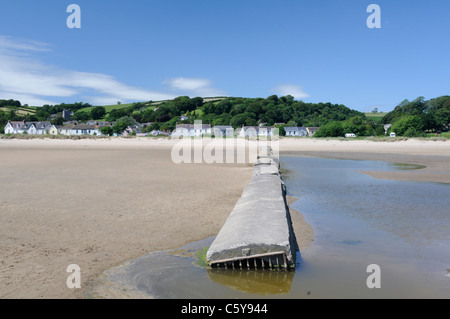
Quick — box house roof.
[8,121,30,129]
[71,124,99,130]
[35,122,52,129]
[241,126,274,131]
[176,124,211,129]
[7,121,52,130]
[285,127,307,131]
[60,125,75,130]
[213,125,234,132]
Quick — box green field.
[79,103,135,113]
[365,112,387,122]
[0,106,37,116]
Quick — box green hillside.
[364,112,387,123]
[79,103,134,113]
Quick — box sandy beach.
[1,137,449,299]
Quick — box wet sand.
[279,138,450,184]
[1,137,449,299]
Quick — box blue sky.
[0,0,449,112]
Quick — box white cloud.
[0,35,52,54]
[271,84,310,100]
[0,36,215,106]
[164,77,226,97]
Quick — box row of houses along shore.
[172,124,319,137]
[4,120,319,138]
[3,120,169,137]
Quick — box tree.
[435,107,450,131]
[51,116,65,126]
[230,113,248,128]
[265,110,277,125]
[267,95,279,103]
[91,106,106,120]
[100,126,114,136]
[73,111,90,121]
[112,116,137,135]
[342,116,373,136]
[314,121,345,137]
[390,115,424,137]
[173,96,196,113]
[35,109,51,121]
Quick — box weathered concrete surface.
[256,156,280,168]
[253,163,280,176]
[206,153,298,268]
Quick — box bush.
[404,127,426,138]
[315,121,345,137]
[390,115,424,136]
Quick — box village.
[3,110,320,138]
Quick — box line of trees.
[382,96,450,137]
[0,99,22,108]
[314,116,385,137]
[119,95,366,133]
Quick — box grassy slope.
[78,103,135,113]
[365,112,387,123]
[1,106,37,116]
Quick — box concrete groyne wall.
[206,147,298,269]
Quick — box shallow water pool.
[90,156,450,299]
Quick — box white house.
[285,127,308,137]
[26,123,37,135]
[213,125,234,137]
[70,124,102,136]
[306,127,319,137]
[172,124,212,137]
[238,126,277,138]
[35,122,52,135]
[258,126,276,138]
[4,121,30,134]
[238,126,259,138]
[4,121,50,135]
[4,122,17,134]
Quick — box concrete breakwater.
[206,147,299,270]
